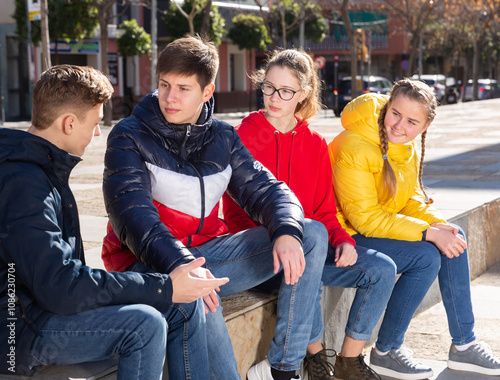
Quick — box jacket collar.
[0,128,81,184]
[133,91,214,154]
[241,110,310,136]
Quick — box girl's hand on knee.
[426,227,467,258]
[335,243,357,267]
[431,222,459,235]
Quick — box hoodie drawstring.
[288,131,296,188]
[274,131,281,179]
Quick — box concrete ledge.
[0,357,118,379]
[223,197,500,378]
[5,199,498,380]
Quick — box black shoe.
[305,348,336,380]
[334,354,381,380]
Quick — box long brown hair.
[250,49,323,122]
[377,78,437,204]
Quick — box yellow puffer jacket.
[328,93,446,241]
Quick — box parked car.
[411,74,447,102]
[333,75,393,116]
[462,79,500,101]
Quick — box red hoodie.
[223,110,355,248]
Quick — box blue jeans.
[353,224,475,351]
[29,304,167,380]
[194,219,328,376]
[314,244,397,342]
[129,260,212,379]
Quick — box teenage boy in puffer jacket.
[102,36,328,380]
[0,65,228,379]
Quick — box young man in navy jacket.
[102,36,328,380]
[0,65,227,379]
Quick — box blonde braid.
[419,131,433,204]
[378,103,398,201]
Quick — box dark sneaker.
[305,348,336,380]
[369,347,434,380]
[334,354,381,380]
[448,342,500,375]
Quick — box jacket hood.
[0,128,80,180]
[240,110,310,135]
[340,93,415,163]
[340,93,388,145]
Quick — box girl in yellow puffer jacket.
[329,78,500,379]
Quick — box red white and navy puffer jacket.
[102,92,304,274]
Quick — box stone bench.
[3,198,499,380]
[0,357,118,379]
[224,197,500,378]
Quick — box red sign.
[314,56,326,70]
[334,54,339,63]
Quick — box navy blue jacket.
[0,128,174,375]
[102,92,305,275]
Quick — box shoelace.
[393,347,421,368]
[476,342,500,364]
[354,355,381,379]
[307,349,337,378]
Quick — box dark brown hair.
[250,49,323,122]
[32,64,113,130]
[156,35,219,89]
[377,78,437,204]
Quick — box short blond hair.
[32,64,113,130]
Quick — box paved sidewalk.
[3,98,500,380]
[373,261,500,380]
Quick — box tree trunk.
[188,17,195,36]
[200,0,212,37]
[472,38,480,101]
[40,0,51,71]
[407,31,420,76]
[281,6,287,47]
[341,0,357,97]
[100,13,113,126]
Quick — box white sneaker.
[247,359,300,380]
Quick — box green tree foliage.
[14,0,97,45]
[117,19,151,57]
[254,0,327,48]
[287,4,328,43]
[162,0,225,45]
[228,14,270,51]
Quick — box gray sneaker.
[369,347,434,380]
[448,342,500,375]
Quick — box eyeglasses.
[260,82,300,101]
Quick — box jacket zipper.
[180,125,191,160]
[185,163,205,247]
[180,124,205,247]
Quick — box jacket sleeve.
[0,169,174,315]
[222,192,259,234]
[399,184,447,226]
[330,143,432,241]
[313,143,355,248]
[225,130,304,244]
[103,123,195,274]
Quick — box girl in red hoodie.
[222,49,396,380]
